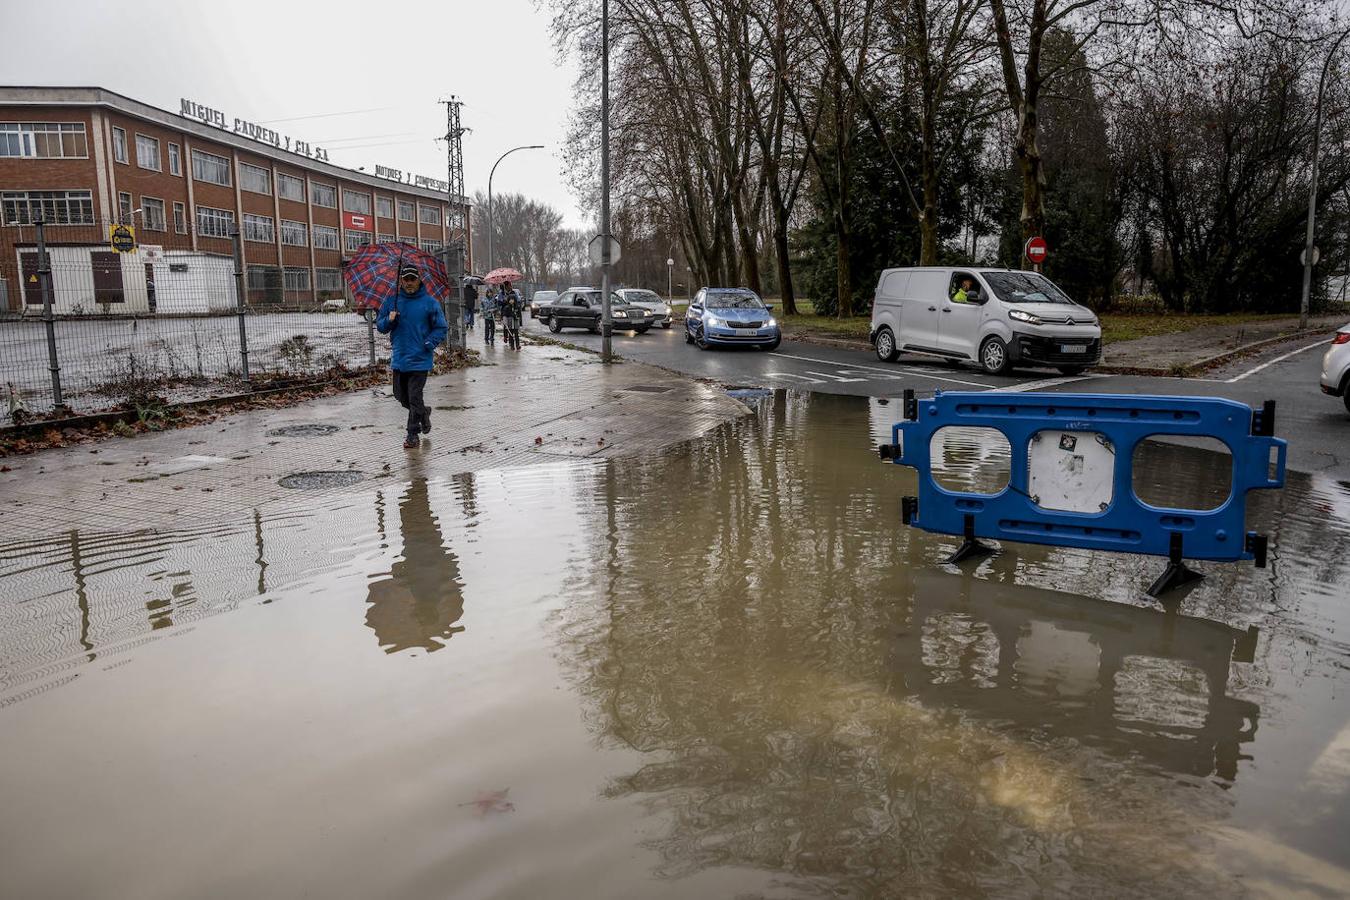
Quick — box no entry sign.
[1024,236,1048,265]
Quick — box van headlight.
[1008,309,1042,325]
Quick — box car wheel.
[1344,390,1350,416]
[685,327,694,344]
[696,330,711,350]
[1058,365,1087,376]
[874,327,898,363]
[548,317,562,334]
[980,336,1011,375]
[661,322,672,329]
[589,324,601,334]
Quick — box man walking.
[377,263,448,449]
[462,277,479,332]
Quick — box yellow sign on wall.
[109,224,137,253]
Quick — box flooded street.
[2,391,1349,898]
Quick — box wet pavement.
[2,389,1348,898]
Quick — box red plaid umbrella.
[483,267,523,285]
[342,242,454,312]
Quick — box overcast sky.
[0,0,589,227]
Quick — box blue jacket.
[376,286,448,372]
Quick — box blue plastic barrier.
[879,391,1286,596]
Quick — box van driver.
[952,276,976,304]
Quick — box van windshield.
[982,272,1073,304]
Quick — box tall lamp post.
[487,144,544,271]
[1300,28,1350,330]
[667,257,674,302]
[600,0,613,363]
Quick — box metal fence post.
[367,314,376,368]
[34,217,64,408]
[230,226,250,383]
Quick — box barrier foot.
[946,514,995,565]
[1147,533,1203,598]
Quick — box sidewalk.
[1098,314,1347,374]
[0,347,749,544]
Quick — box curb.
[783,332,871,352]
[1096,326,1333,377]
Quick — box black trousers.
[503,316,520,349]
[392,370,429,437]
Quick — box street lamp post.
[1300,28,1350,330]
[667,257,674,302]
[487,144,544,271]
[600,0,613,363]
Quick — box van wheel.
[1058,366,1087,376]
[548,318,562,333]
[979,336,1011,375]
[874,327,898,362]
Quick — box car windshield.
[624,290,661,303]
[981,271,1073,304]
[580,292,622,305]
[705,292,763,309]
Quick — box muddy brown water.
[2,392,1348,898]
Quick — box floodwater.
[2,391,1349,898]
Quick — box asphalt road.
[521,316,1349,478]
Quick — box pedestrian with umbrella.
[342,242,453,449]
[486,268,524,351]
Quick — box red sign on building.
[343,212,372,232]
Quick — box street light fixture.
[667,257,675,302]
[1300,28,1350,330]
[487,144,545,271]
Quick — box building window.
[311,182,336,208]
[284,267,311,292]
[191,149,232,186]
[377,232,395,244]
[376,196,394,218]
[119,192,132,224]
[196,205,235,238]
[0,122,89,158]
[168,142,181,176]
[244,213,275,243]
[316,268,343,293]
[112,126,128,163]
[278,173,305,202]
[342,189,371,215]
[397,199,415,221]
[141,197,166,231]
[1,189,95,225]
[313,224,339,250]
[239,162,271,195]
[135,133,160,171]
[173,201,186,234]
[420,239,443,253]
[344,230,372,252]
[419,205,441,226]
[281,219,308,246]
[247,265,282,302]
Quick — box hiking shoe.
[421,407,432,434]
[403,437,419,449]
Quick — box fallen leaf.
[459,789,515,816]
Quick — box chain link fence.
[1,218,385,419]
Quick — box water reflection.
[364,479,466,654]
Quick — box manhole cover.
[278,470,364,489]
[625,385,672,393]
[267,424,341,437]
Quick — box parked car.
[615,288,674,328]
[684,287,781,350]
[1320,323,1350,414]
[321,296,348,312]
[528,290,558,318]
[869,267,1101,375]
[537,288,653,334]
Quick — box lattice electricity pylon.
[441,97,468,260]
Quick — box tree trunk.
[920,127,940,265]
[1015,98,1047,258]
[774,217,798,315]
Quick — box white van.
[869,267,1101,375]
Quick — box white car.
[615,288,674,328]
[1319,322,1350,414]
[321,296,348,312]
[869,266,1101,375]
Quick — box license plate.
[734,328,759,336]
[1060,344,1087,354]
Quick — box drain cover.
[624,385,672,393]
[268,424,341,437]
[278,470,364,489]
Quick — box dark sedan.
[538,288,653,334]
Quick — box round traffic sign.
[1024,236,1048,264]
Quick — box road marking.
[764,372,823,384]
[769,352,992,387]
[805,370,867,383]
[989,375,1101,393]
[1224,339,1328,383]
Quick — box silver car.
[615,288,674,328]
[1319,322,1350,414]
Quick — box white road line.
[805,371,867,383]
[769,352,992,388]
[989,375,1101,393]
[1224,339,1328,383]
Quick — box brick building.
[0,86,470,313]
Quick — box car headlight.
[765,317,777,328]
[705,315,724,328]
[614,310,627,318]
[1009,309,1042,325]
